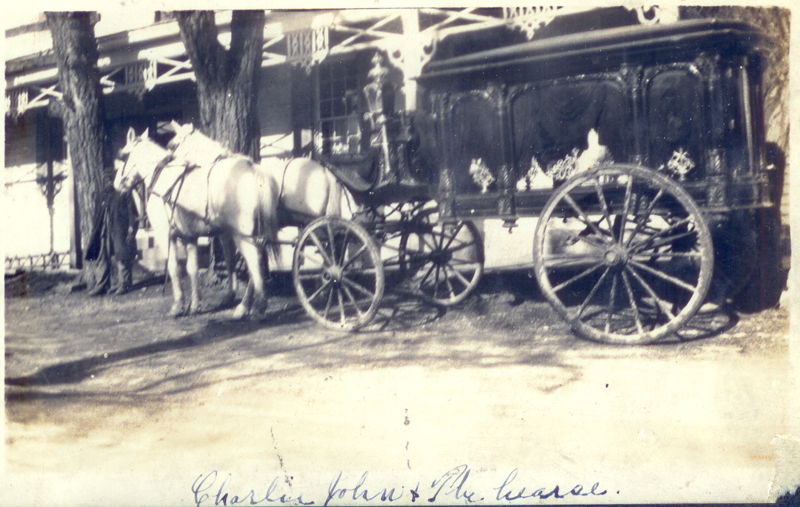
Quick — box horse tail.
[254,167,281,267]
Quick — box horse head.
[167,120,195,150]
[168,121,232,168]
[114,127,172,192]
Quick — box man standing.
[85,183,139,295]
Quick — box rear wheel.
[533,164,714,344]
[293,217,384,330]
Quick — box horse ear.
[127,127,136,144]
[142,127,150,138]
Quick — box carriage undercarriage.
[282,161,721,345]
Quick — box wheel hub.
[603,245,628,267]
[325,265,343,283]
[430,249,452,265]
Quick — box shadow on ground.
[5,270,747,409]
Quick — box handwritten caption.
[191,465,609,506]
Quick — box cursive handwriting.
[494,469,608,501]
[192,471,314,507]
[325,471,404,506]
[426,465,483,503]
[192,467,611,506]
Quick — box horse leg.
[185,239,201,315]
[233,281,254,320]
[219,234,237,308]
[233,237,266,318]
[167,235,185,317]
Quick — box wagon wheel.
[533,164,713,344]
[400,210,484,306]
[292,216,384,331]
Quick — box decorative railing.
[5,251,71,272]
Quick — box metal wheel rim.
[533,164,713,344]
[292,217,385,331]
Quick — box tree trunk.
[176,10,265,160]
[46,12,110,286]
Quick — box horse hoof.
[232,304,248,320]
[168,304,185,318]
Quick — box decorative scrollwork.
[505,5,678,40]
[503,6,563,40]
[469,158,495,193]
[287,27,330,74]
[383,31,437,81]
[658,148,696,181]
[516,156,553,191]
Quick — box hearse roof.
[421,19,765,80]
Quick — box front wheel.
[400,210,484,306]
[532,164,714,344]
[293,217,384,331]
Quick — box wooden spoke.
[543,254,603,268]
[605,274,618,334]
[629,215,694,249]
[445,263,471,288]
[631,228,698,255]
[340,282,365,317]
[335,288,346,323]
[341,243,368,271]
[307,231,335,267]
[326,221,337,261]
[297,247,326,267]
[575,267,610,319]
[561,230,608,251]
[618,175,634,244]
[625,265,676,321]
[342,277,377,300]
[306,279,332,303]
[431,265,442,300]
[336,227,351,265]
[440,222,465,252]
[552,262,605,293]
[625,188,664,248]
[592,178,615,232]
[631,251,702,261]
[628,259,697,293]
[563,193,611,241]
[322,283,335,320]
[621,269,645,334]
[440,265,458,299]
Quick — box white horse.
[114,127,278,318]
[167,121,357,315]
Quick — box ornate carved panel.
[644,67,706,179]
[444,89,505,194]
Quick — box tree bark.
[45,12,110,285]
[175,10,265,160]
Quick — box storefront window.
[317,57,365,156]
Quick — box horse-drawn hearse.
[116,17,779,344]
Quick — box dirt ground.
[2,268,795,505]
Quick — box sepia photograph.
[2,2,798,505]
